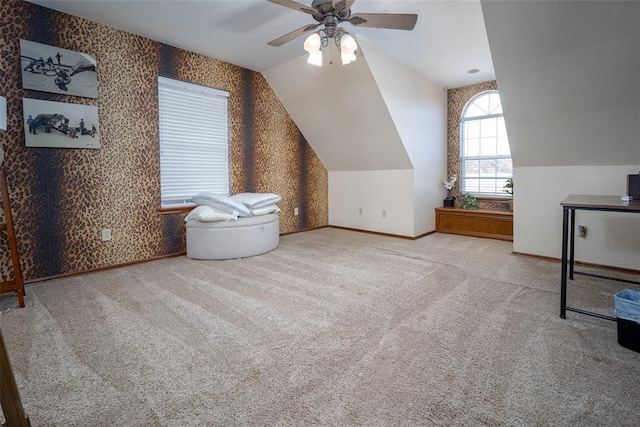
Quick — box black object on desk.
[629,174,640,199]
[560,195,640,320]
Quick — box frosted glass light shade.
[341,51,356,65]
[304,33,323,67]
[304,33,322,53]
[307,51,323,67]
[341,34,357,52]
[340,34,357,65]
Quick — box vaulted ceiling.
[28,0,640,170]
[27,0,495,89]
[482,0,640,167]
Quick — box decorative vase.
[443,198,455,207]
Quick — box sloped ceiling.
[482,0,640,168]
[263,46,413,172]
[27,0,494,89]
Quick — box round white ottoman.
[186,213,279,260]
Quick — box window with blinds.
[158,76,230,207]
[460,90,512,197]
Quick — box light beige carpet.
[1,228,639,426]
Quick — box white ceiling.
[28,0,495,89]
[482,0,640,167]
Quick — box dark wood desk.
[560,195,640,320]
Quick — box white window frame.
[158,76,230,207]
[460,90,512,198]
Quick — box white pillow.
[231,192,282,209]
[192,193,252,217]
[250,205,281,216]
[185,205,238,222]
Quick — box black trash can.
[614,289,640,352]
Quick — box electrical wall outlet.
[101,228,112,241]
[358,207,363,215]
[577,225,587,238]
[382,209,387,218]
[294,207,299,216]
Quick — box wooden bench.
[435,207,513,241]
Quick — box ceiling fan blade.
[348,13,418,31]
[267,0,323,20]
[332,0,356,13]
[267,23,321,47]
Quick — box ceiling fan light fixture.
[339,33,357,65]
[304,32,322,53]
[341,52,356,65]
[267,0,419,67]
[307,50,323,66]
[304,32,323,66]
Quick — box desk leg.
[569,209,575,280]
[560,207,569,319]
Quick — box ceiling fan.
[266,0,418,47]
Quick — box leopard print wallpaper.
[0,0,328,283]
[447,80,507,210]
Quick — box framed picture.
[20,39,98,99]
[23,98,100,149]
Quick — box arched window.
[460,91,512,197]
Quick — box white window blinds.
[158,76,230,206]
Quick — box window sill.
[159,204,195,215]
[476,196,512,202]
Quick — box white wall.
[483,1,640,270]
[329,170,415,237]
[515,165,640,269]
[264,38,447,237]
[482,1,640,168]
[262,53,412,172]
[357,40,447,235]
